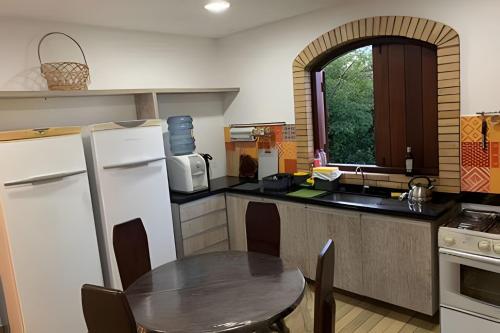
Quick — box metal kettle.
[407,176,434,203]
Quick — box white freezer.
[0,128,103,333]
[85,120,177,289]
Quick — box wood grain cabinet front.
[276,201,309,277]
[305,205,363,294]
[225,194,309,273]
[360,213,438,315]
[223,193,441,315]
[226,194,310,277]
[171,194,229,258]
[225,194,252,251]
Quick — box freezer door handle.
[4,169,87,187]
[102,156,166,170]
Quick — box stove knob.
[443,236,455,246]
[494,243,500,255]
[478,241,491,252]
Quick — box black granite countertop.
[170,176,460,220]
[169,176,245,204]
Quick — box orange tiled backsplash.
[224,117,500,194]
[224,125,297,177]
[461,115,500,194]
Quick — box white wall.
[0,17,220,90]
[0,96,137,130]
[2,0,500,174]
[217,0,500,124]
[0,17,229,177]
[158,93,232,178]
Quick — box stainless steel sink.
[333,184,392,198]
[317,193,384,205]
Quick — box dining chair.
[113,218,151,290]
[81,284,137,333]
[245,201,281,257]
[314,239,336,333]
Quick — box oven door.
[439,248,500,322]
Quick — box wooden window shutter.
[373,44,392,166]
[373,42,438,174]
[312,70,328,152]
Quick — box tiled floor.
[284,283,440,333]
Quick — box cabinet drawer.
[183,226,228,256]
[192,240,229,256]
[181,209,227,239]
[180,194,226,222]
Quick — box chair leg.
[267,319,289,333]
[275,319,290,333]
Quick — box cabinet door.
[360,214,436,315]
[306,206,363,294]
[276,202,309,277]
[225,194,251,251]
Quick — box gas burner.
[445,209,499,232]
[462,210,488,220]
[462,209,498,220]
[488,222,500,234]
[439,203,500,271]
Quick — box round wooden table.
[126,251,305,332]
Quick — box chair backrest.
[245,201,280,257]
[314,239,336,333]
[113,218,151,290]
[81,284,137,333]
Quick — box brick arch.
[292,16,461,193]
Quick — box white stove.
[438,203,500,333]
[439,206,500,258]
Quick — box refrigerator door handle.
[4,169,87,187]
[103,156,166,170]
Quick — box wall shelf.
[0,87,240,99]
[0,87,240,121]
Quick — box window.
[312,37,439,175]
[324,46,374,165]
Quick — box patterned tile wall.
[461,115,500,193]
[225,117,500,194]
[225,125,297,177]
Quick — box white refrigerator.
[84,120,177,289]
[0,127,103,333]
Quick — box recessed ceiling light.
[204,1,230,13]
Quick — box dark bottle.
[405,146,414,176]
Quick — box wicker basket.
[38,32,90,91]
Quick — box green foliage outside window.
[324,46,375,165]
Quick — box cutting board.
[287,189,326,198]
[258,148,278,180]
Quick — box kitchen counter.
[169,176,245,204]
[172,177,456,315]
[170,176,459,220]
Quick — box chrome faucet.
[355,166,369,190]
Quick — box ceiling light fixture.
[204,0,230,13]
